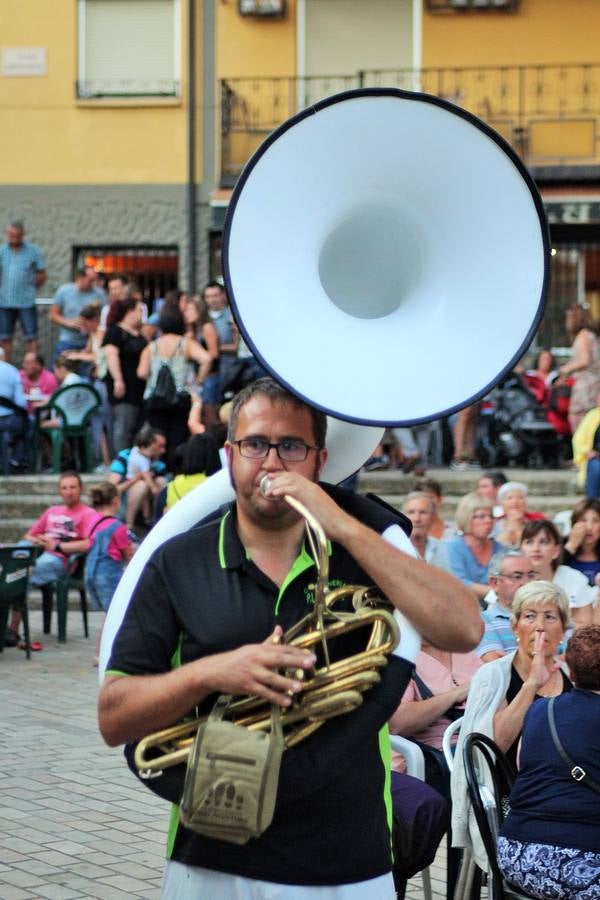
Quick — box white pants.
[161,861,396,900]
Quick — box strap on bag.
[547,697,600,794]
[179,694,285,844]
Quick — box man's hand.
[112,378,126,399]
[197,627,316,708]
[261,473,355,545]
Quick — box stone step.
[0,519,35,543]
[1,496,62,518]
[0,473,101,495]
[357,466,578,498]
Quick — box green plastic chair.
[0,544,39,659]
[41,554,89,643]
[34,382,101,473]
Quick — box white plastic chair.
[390,734,433,900]
[442,716,464,773]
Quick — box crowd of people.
[2,218,600,900]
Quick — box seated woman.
[446,493,502,602]
[495,480,544,547]
[520,519,594,628]
[498,625,600,900]
[390,640,481,900]
[562,499,600,626]
[451,581,572,873]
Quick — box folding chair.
[462,732,535,900]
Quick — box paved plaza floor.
[0,610,447,900]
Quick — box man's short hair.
[481,470,507,488]
[59,470,82,486]
[565,625,600,690]
[134,425,165,449]
[202,280,224,297]
[402,491,435,515]
[9,219,24,232]
[488,547,530,579]
[413,477,442,498]
[227,378,327,449]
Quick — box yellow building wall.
[217,0,297,78]
[0,0,194,185]
[423,0,600,68]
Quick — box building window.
[74,246,179,310]
[77,0,181,98]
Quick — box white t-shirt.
[126,446,151,478]
[554,564,595,608]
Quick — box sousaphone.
[100,88,549,677]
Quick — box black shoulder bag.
[547,696,600,794]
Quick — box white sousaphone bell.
[99,88,549,676]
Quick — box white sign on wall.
[2,47,47,77]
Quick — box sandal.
[18,640,43,652]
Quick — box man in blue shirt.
[0,348,28,470]
[476,548,537,662]
[49,266,105,360]
[0,220,47,362]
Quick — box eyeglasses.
[498,571,538,584]
[232,438,320,462]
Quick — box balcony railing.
[220,63,600,179]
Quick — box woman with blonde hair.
[446,492,502,601]
[451,580,573,872]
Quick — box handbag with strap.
[179,694,285,844]
[547,696,600,794]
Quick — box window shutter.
[82,0,177,96]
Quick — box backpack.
[85,517,122,581]
[145,362,178,411]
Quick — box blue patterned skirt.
[498,837,600,899]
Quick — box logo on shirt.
[303,579,345,606]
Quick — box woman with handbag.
[498,625,600,899]
[137,308,211,470]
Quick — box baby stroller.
[477,371,570,468]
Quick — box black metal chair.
[462,732,536,900]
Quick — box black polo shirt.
[108,496,413,886]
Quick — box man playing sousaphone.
[98,378,482,900]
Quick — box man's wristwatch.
[55,541,62,553]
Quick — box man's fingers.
[263,626,283,646]
[260,644,316,669]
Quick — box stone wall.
[0,184,211,295]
